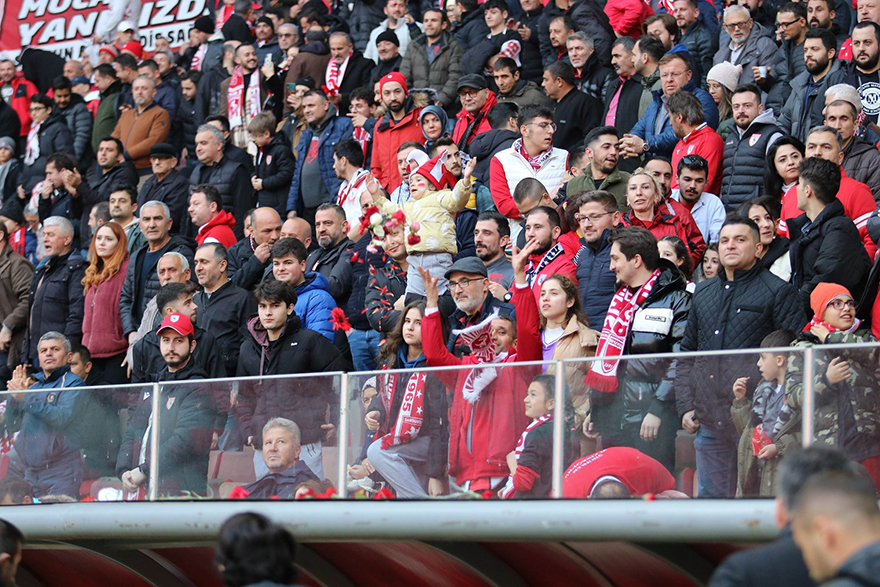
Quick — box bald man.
[227,207,282,289]
[280,217,314,251]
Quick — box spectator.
[364,0,423,63]
[305,203,354,306]
[189,184,237,249]
[0,477,33,504]
[739,196,793,281]
[706,62,739,139]
[0,220,33,378]
[789,158,872,316]
[809,0,849,46]
[242,419,321,499]
[767,2,808,114]
[154,50,181,91]
[284,28,331,95]
[674,0,717,86]
[179,70,202,166]
[219,44,275,150]
[21,217,85,366]
[824,94,880,204]
[543,14,575,65]
[189,125,253,240]
[370,30,403,83]
[5,332,85,498]
[194,40,240,126]
[178,16,216,72]
[541,62,601,151]
[221,0,256,44]
[119,311,215,496]
[713,5,781,87]
[571,181,621,307]
[586,227,690,471]
[562,447,677,497]
[475,210,515,293]
[227,207,282,290]
[333,138,370,226]
[80,222,129,384]
[667,89,724,197]
[419,105,450,152]
[138,143,189,233]
[461,0,523,77]
[386,142,428,206]
[490,105,569,219]
[254,16,282,65]
[671,154,726,245]
[370,73,424,192]
[365,300,449,497]
[137,60,179,129]
[216,512,305,585]
[271,237,336,341]
[464,103,519,189]
[493,57,550,108]
[286,90,354,226]
[643,13,681,52]
[621,53,718,160]
[349,86,378,168]
[452,74,497,150]
[509,178,555,248]
[35,154,78,246]
[567,127,631,211]
[19,94,74,193]
[454,0,491,52]
[0,126,20,188]
[622,171,706,267]
[119,201,195,339]
[0,198,35,265]
[324,32,373,113]
[603,37,648,145]
[193,242,255,377]
[51,76,92,164]
[365,220,409,333]
[765,136,805,203]
[779,28,844,144]
[67,136,138,249]
[237,281,350,479]
[109,186,144,253]
[111,76,171,173]
[91,64,123,154]
[675,216,807,498]
[567,32,613,103]
[513,0,545,83]
[0,59,36,144]
[842,23,880,130]
[520,205,578,301]
[280,217,314,251]
[245,113,294,219]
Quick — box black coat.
[193,280,256,376]
[244,460,320,499]
[138,170,191,235]
[675,263,807,431]
[707,526,816,587]
[602,74,647,135]
[21,250,86,364]
[227,236,273,291]
[789,198,872,317]
[189,157,253,240]
[116,363,216,496]
[516,6,545,82]
[306,238,355,306]
[0,99,20,142]
[462,29,523,76]
[179,96,198,158]
[194,66,230,126]
[346,232,385,332]
[454,7,491,52]
[468,129,518,187]
[236,314,352,446]
[553,87,601,151]
[20,111,74,192]
[130,318,225,384]
[221,13,255,44]
[336,51,375,113]
[254,133,296,218]
[76,161,139,248]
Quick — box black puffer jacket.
[822,540,880,587]
[20,111,74,192]
[789,198,872,316]
[179,96,197,160]
[675,263,807,431]
[306,238,355,306]
[76,161,139,248]
[21,250,86,364]
[346,232,385,332]
[569,0,615,66]
[130,321,225,384]
[454,6,490,52]
[236,314,351,446]
[591,261,691,434]
[227,236,273,291]
[254,133,296,218]
[57,96,93,163]
[517,6,545,82]
[193,281,256,376]
[679,20,717,86]
[843,136,880,205]
[467,128,519,187]
[577,51,613,104]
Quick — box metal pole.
[148,381,161,501]
[802,346,814,447]
[551,361,566,498]
[336,372,350,498]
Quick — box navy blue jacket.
[630,80,719,158]
[574,231,617,329]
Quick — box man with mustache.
[807,0,848,47]
[720,84,782,211]
[370,72,424,192]
[567,126,632,211]
[842,22,880,129]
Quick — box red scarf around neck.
[377,371,427,449]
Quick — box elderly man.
[453,74,498,150]
[111,76,170,174]
[228,207,282,290]
[6,332,86,498]
[324,32,373,112]
[567,31,613,103]
[137,142,189,232]
[825,84,880,202]
[21,217,85,367]
[305,203,354,306]
[243,419,320,498]
[713,5,781,87]
[189,124,253,240]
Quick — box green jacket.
[92,83,121,153]
[732,397,801,497]
[566,166,632,212]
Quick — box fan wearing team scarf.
[420,265,534,493]
[499,374,559,499]
[785,282,880,491]
[364,151,477,299]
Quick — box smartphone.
[286,82,297,99]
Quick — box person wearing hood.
[236,281,350,480]
[712,6,781,88]
[824,92,880,204]
[189,185,237,250]
[370,29,403,84]
[419,105,450,152]
[18,94,74,193]
[271,238,337,342]
[493,57,551,109]
[467,102,519,188]
[0,136,21,201]
[285,27,332,94]
[247,112,295,219]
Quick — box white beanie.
[707,61,742,93]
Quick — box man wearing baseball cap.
[443,256,514,348]
[452,73,497,150]
[118,311,217,496]
[370,72,425,191]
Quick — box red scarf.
[802,316,861,334]
[337,168,368,207]
[513,138,552,171]
[353,126,371,157]
[227,66,261,128]
[585,269,661,393]
[377,371,427,449]
[324,52,351,97]
[8,227,27,258]
[500,414,552,499]
[191,43,208,71]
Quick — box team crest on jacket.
[167,397,175,410]
[267,155,272,165]
[687,145,695,154]
[749,135,761,147]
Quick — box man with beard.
[720,84,782,210]
[843,22,880,129]
[400,8,463,110]
[824,91,880,202]
[441,256,514,352]
[671,155,725,245]
[768,2,808,114]
[111,76,170,174]
[219,44,276,150]
[474,211,514,297]
[370,72,424,192]
[305,203,354,306]
[712,5,780,88]
[522,206,578,302]
[572,191,621,327]
[567,126,632,211]
[780,28,845,143]
[807,0,848,47]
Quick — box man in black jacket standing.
[236,281,351,479]
[542,61,600,151]
[305,203,354,306]
[675,216,807,498]
[138,143,190,233]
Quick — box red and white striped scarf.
[585,269,661,393]
[513,138,552,171]
[500,414,552,499]
[353,126,371,157]
[337,168,368,207]
[227,66,262,129]
[24,120,41,166]
[377,371,427,449]
[324,52,351,97]
[191,43,208,71]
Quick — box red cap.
[379,72,408,95]
[157,313,194,337]
[121,41,143,60]
[98,45,118,58]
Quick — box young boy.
[248,112,295,219]
[731,329,798,497]
[500,374,557,499]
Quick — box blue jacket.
[630,80,719,158]
[287,113,354,214]
[295,272,336,341]
[8,365,85,469]
[574,231,618,329]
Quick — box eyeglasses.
[449,277,481,290]
[776,18,799,28]
[527,122,557,132]
[724,19,751,30]
[576,211,615,224]
[278,33,295,37]
[28,105,46,112]
[459,89,484,98]
[660,70,688,80]
[828,298,856,310]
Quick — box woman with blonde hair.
[81,221,129,383]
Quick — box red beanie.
[810,282,851,322]
[379,72,408,95]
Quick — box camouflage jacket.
[784,330,880,452]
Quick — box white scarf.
[227,66,261,129]
[24,120,41,165]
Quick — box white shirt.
[671,189,726,245]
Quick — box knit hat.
[194,15,215,34]
[121,41,143,60]
[256,16,275,31]
[379,71,408,95]
[499,40,521,67]
[376,29,400,47]
[707,61,742,93]
[0,136,16,155]
[810,282,852,322]
[413,149,457,190]
[99,45,118,59]
[0,198,24,226]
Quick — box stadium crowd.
[1,0,880,503]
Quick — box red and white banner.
[1,0,208,59]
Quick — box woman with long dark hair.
[763,136,804,200]
[736,195,791,281]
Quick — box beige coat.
[546,315,599,423]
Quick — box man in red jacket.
[370,72,424,192]
[452,74,498,150]
[0,60,37,141]
[667,90,724,197]
[189,184,237,249]
[522,206,578,302]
